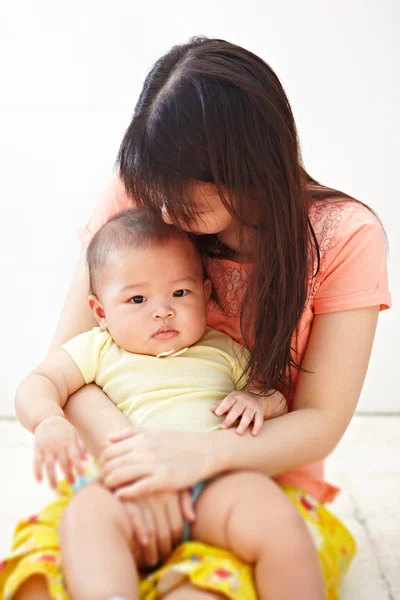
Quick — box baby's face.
[92,237,211,356]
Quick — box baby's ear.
[203,279,212,302]
[88,295,107,330]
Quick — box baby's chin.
[116,340,184,357]
[115,329,206,356]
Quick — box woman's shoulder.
[308,198,385,264]
[308,198,390,314]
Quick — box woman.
[9,37,390,600]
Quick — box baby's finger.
[33,447,43,483]
[214,394,237,416]
[252,411,264,436]
[76,435,87,460]
[58,448,75,484]
[221,403,245,429]
[236,408,256,435]
[45,456,57,489]
[68,442,85,477]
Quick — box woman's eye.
[130,295,147,304]
[173,289,188,297]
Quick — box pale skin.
[15,184,380,600]
[15,233,287,600]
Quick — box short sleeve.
[313,204,392,315]
[230,339,251,389]
[62,328,110,384]
[77,176,133,247]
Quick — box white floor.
[0,416,399,599]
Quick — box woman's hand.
[121,490,195,567]
[100,428,219,499]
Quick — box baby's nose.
[153,306,175,319]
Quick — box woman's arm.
[48,248,97,354]
[64,384,134,458]
[100,306,380,497]
[213,305,380,474]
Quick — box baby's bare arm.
[15,349,86,433]
[15,350,88,487]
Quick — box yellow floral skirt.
[0,480,356,600]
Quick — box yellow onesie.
[62,326,249,432]
[0,327,356,600]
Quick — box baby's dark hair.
[87,209,197,296]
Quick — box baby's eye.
[130,295,147,304]
[173,289,189,297]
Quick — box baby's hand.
[34,415,87,488]
[211,389,288,436]
[211,390,267,436]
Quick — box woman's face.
[161,183,235,237]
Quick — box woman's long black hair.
[116,36,369,395]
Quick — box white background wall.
[0,0,398,416]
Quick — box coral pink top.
[78,178,391,503]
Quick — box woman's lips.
[153,329,179,341]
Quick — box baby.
[15,209,287,599]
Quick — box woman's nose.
[153,305,175,320]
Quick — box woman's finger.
[108,428,143,443]
[141,506,159,567]
[214,394,237,416]
[179,489,196,523]
[126,502,149,546]
[167,495,185,546]
[116,476,161,500]
[236,407,256,435]
[151,499,172,562]
[103,465,149,490]
[100,437,139,465]
[221,403,245,429]
[100,452,138,479]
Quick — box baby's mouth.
[152,325,179,341]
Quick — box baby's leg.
[59,482,139,600]
[13,575,51,600]
[192,472,325,600]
